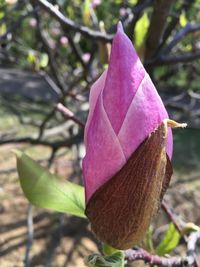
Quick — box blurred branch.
[0,133,83,149]
[24,204,33,267]
[161,200,183,233]
[39,71,61,96]
[146,22,200,66]
[34,9,66,94]
[125,0,153,39]
[162,201,200,267]
[34,0,113,42]
[66,33,87,70]
[158,0,196,51]
[162,22,200,54]
[158,14,180,51]
[0,9,37,44]
[146,50,200,66]
[56,103,85,128]
[145,0,174,60]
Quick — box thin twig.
[161,201,200,267]
[0,133,83,149]
[125,229,200,267]
[24,204,34,267]
[34,8,66,94]
[125,231,200,266]
[0,10,36,43]
[162,22,200,55]
[161,200,183,233]
[146,50,200,66]
[34,0,113,42]
[56,103,85,128]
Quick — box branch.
[34,0,113,42]
[66,33,87,69]
[125,248,185,266]
[161,201,200,267]
[0,10,36,43]
[56,103,85,128]
[146,22,200,66]
[125,0,153,39]
[34,9,66,94]
[125,231,200,266]
[125,229,200,267]
[24,205,34,267]
[0,133,83,149]
[161,200,183,233]
[146,50,200,66]
[145,0,174,60]
[162,22,200,54]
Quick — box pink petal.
[84,70,107,146]
[118,73,173,160]
[83,23,173,203]
[102,23,145,134]
[83,91,126,202]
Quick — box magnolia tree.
[1,0,200,266]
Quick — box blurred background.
[0,0,200,266]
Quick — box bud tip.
[166,119,187,129]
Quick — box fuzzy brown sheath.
[85,122,173,250]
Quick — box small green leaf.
[144,225,154,252]
[39,53,49,68]
[181,222,200,235]
[82,0,91,26]
[179,12,187,27]
[84,251,124,267]
[27,50,36,64]
[156,223,180,256]
[15,150,86,218]
[0,23,6,35]
[134,12,149,51]
[128,0,138,5]
[0,11,5,19]
[102,244,121,256]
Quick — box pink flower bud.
[60,36,69,46]
[29,18,37,28]
[119,7,128,17]
[91,0,101,8]
[83,22,174,249]
[82,53,91,63]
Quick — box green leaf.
[84,252,124,267]
[82,0,91,26]
[181,222,200,235]
[0,23,6,35]
[134,12,149,51]
[15,150,86,218]
[156,223,180,256]
[39,53,49,68]
[179,12,187,27]
[27,50,36,64]
[102,244,121,256]
[0,11,5,19]
[128,0,138,5]
[144,225,154,252]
